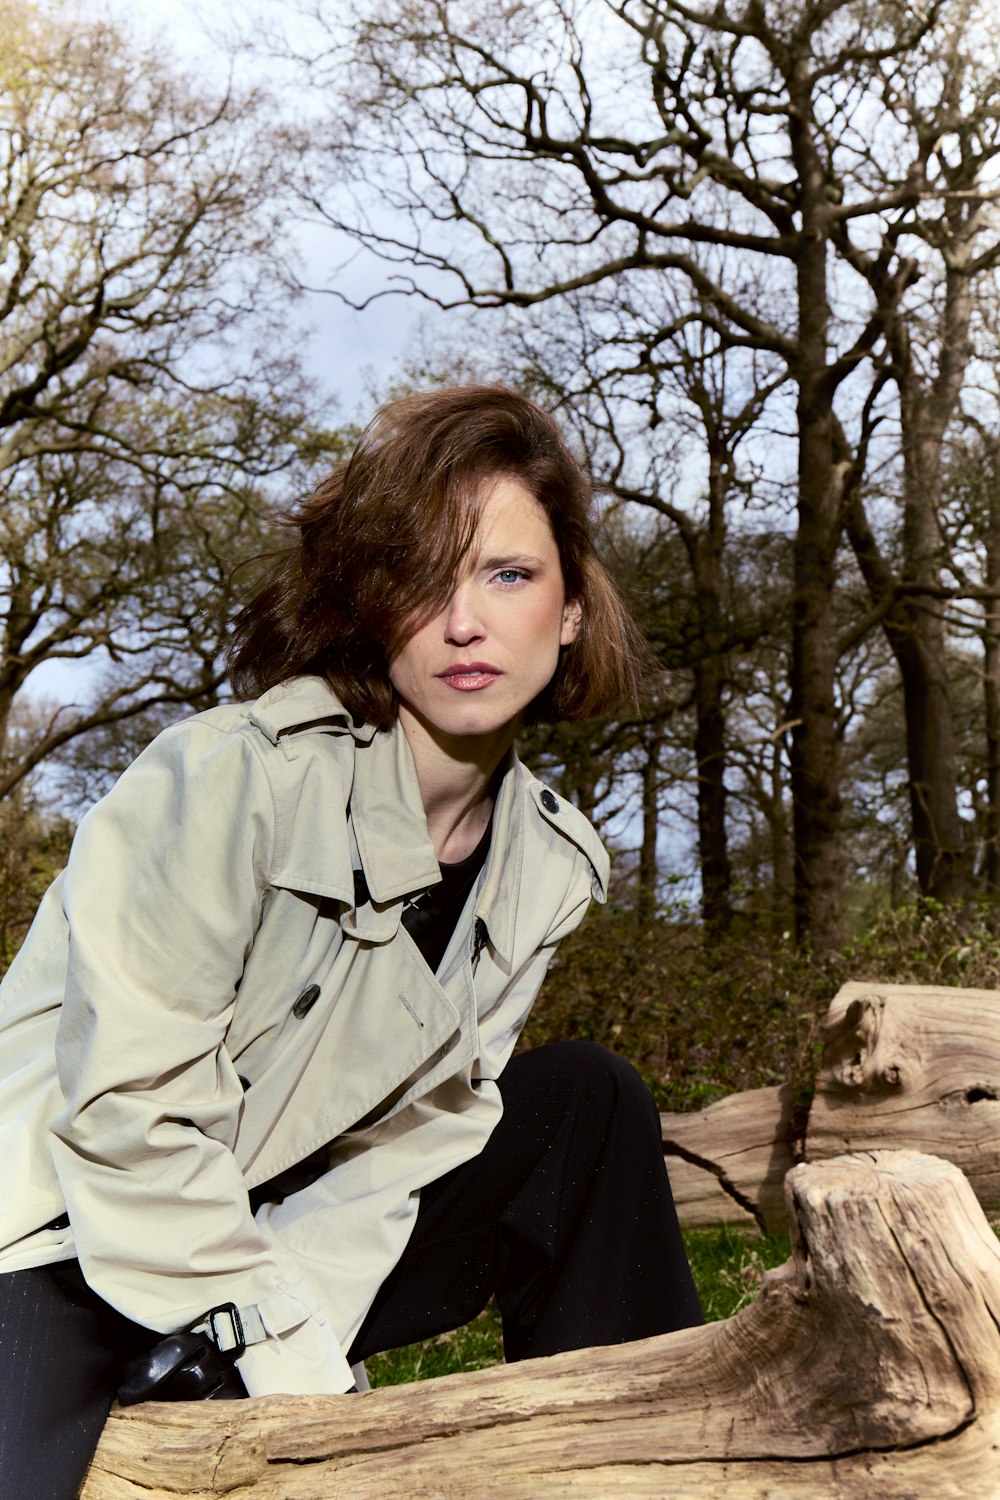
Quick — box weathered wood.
[80,1149,1000,1498]
[805,984,1000,1213]
[662,982,1000,1231]
[660,1083,796,1233]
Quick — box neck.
[397,705,515,862]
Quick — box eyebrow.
[480,553,546,570]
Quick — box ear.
[560,597,582,646]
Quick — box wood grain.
[80,1149,1000,1498]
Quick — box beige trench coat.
[0,677,608,1395]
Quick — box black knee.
[515,1038,648,1088]
[503,1041,660,1132]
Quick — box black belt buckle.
[205,1301,246,1360]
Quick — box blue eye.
[495,568,529,586]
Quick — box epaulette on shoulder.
[526,778,610,900]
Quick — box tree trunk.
[769,735,793,936]
[692,444,733,934]
[893,289,972,900]
[636,725,662,927]
[660,1082,797,1233]
[983,443,1000,890]
[789,400,844,950]
[693,654,732,934]
[805,982,1000,1204]
[845,257,977,903]
[893,619,969,899]
[81,1149,1000,1498]
[787,71,844,951]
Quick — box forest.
[2,0,1000,1109]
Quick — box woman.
[0,386,701,1499]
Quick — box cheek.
[518,594,572,669]
[387,642,421,697]
[388,620,434,676]
[536,590,572,644]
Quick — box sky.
[107,0,427,425]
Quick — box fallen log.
[806,982,1000,1210]
[81,1149,1000,1498]
[660,1082,797,1233]
[662,981,1000,1230]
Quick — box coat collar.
[472,760,524,968]
[246,676,603,969]
[344,733,527,968]
[248,678,525,961]
[351,726,444,905]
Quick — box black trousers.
[350,1040,702,1362]
[0,1043,701,1500]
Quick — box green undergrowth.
[364,1224,790,1388]
[522,895,1000,1115]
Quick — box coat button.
[292,984,321,1018]
[540,789,559,814]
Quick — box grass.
[683,1224,790,1323]
[365,1224,790,1389]
[366,1303,506,1388]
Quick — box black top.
[351,815,493,975]
[399,817,493,974]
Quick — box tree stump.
[81,1150,1000,1498]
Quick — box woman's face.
[388,476,581,752]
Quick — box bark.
[693,652,731,933]
[81,1149,1000,1498]
[787,67,845,951]
[982,447,1000,890]
[769,736,794,936]
[636,725,662,927]
[892,617,969,899]
[843,478,969,899]
[805,982,1000,1206]
[661,1083,797,1233]
[692,443,733,934]
[892,268,973,901]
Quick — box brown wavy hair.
[228,384,647,728]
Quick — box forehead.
[472,476,556,548]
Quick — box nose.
[442,580,486,645]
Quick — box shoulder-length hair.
[228,384,647,728]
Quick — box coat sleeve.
[49,716,356,1394]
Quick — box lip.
[436,661,503,691]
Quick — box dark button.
[292,983,321,1018]
[540,789,559,814]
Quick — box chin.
[442,710,518,740]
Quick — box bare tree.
[0,0,334,797]
[292,0,993,946]
[838,0,1000,902]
